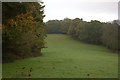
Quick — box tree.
[45,20,61,34]
[67,18,81,36]
[102,22,119,51]
[60,18,71,34]
[2,2,46,62]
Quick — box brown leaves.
[22,67,25,69]
[30,68,33,72]
[16,66,33,77]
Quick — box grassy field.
[2,34,118,78]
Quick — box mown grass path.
[2,34,118,78]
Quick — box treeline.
[2,2,46,62]
[45,18,120,51]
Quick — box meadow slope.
[2,34,118,78]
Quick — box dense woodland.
[2,2,120,63]
[45,18,120,51]
[2,2,46,62]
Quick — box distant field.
[2,34,118,78]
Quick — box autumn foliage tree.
[2,2,46,62]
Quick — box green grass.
[2,34,118,78]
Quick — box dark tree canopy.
[45,18,119,51]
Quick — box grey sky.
[43,0,119,22]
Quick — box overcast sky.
[43,0,119,22]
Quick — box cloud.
[43,0,118,22]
